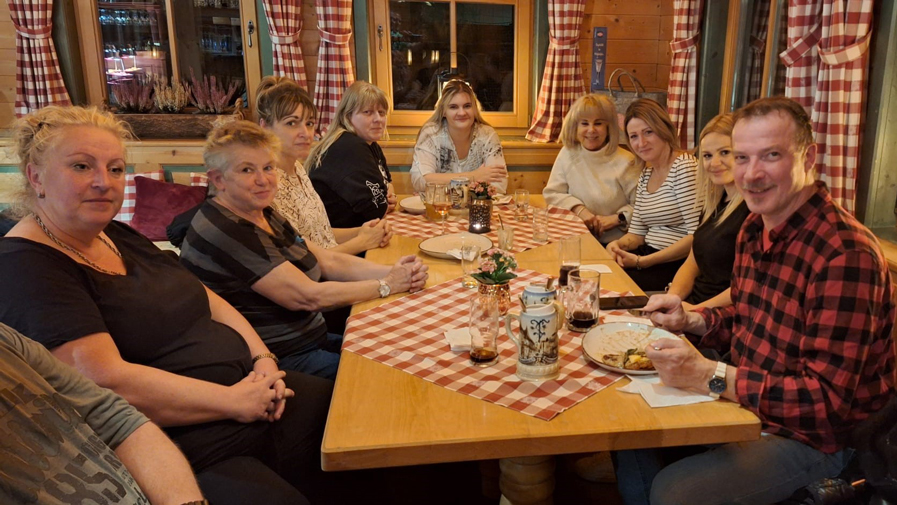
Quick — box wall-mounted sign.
[591,27,607,92]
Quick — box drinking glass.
[532,207,549,243]
[564,269,601,332]
[514,189,530,221]
[427,183,451,234]
[469,294,500,366]
[497,228,514,251]
[559,235,581,287]
[460,244,481,289]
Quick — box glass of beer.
[564,269,600,332]
[469,294,500,366]
[559,235,581,287]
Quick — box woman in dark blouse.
[666,113,750,309]
[0,105,333,504]
[308,81,397,228]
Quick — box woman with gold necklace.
[0,105,338,504]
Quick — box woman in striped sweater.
[605,99,700,292]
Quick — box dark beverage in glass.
[559,264,577,287]
[568,311,597,332]
[470,348,498,365]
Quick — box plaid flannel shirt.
[697,182,895,453]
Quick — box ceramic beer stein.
[504,303,560,381]
[521,284,558,307]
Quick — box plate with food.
[581,322,678,375]
[401,195,426,214]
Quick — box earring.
[38,191,45,199]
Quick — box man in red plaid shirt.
[613,96,895,505]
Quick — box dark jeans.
[623,245,686,292]
[279,332,343,380]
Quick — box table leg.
[498,455,555,505]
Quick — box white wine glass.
[428,183,451,235]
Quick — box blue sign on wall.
[591,27,607,92]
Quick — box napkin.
[493,195,513,205]
[444,248,463,260]
[618,374,716,408]
[579,264,613,274]
[444,328,471,352]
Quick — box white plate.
[418,232,493,260]
[401,195,426,214]
[581,322,678,375]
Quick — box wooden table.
[323,198,761,504]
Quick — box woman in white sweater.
[543,94,638,244]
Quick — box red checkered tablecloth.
[389,205,589,253]
[343,269,635,421]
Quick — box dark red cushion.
[131,176,206,241]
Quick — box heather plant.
[111,76,154,113]
[187,68,242,114]
[153,77,189,113]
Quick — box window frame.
[368,0,533,132]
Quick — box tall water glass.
[514,189,530,221]
[532,207,549,243]
[460,244,481,289]
[469,294,500,366]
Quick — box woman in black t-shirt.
[308,81,397,228]
[665,113,750,309]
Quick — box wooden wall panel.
[581,0,672,93]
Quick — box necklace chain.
[33,214,123,275]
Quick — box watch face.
[709,376,726,395]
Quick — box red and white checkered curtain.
[744,1,770,103]
[261,0,308,88]
[811,0,873,214]
[8,0,71,117]
[780,0,823,115]
[525,0,586,143]
[313,0,355,136]
[667,0,703,149]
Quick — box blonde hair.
[203,120,281,176]
[623,98,680,167]
[559,94,620,154]
[12,105,132,213]
[695,114,744,226]
[417,79,490,142]
[307,81,390,170]
[255,75,317,126]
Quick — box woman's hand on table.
[383,255,429,293]
[229,369,291,423]
[471,163,508,184]
[386,184,398,214]
[358,218,392,250]
[606,240,637,268]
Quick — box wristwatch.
[708,361,727,399]
[377,278,391,298]
[618,212,627,226]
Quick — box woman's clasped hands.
[357,218,393,249]
[384,255,429,293]
[230,368,294,423]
